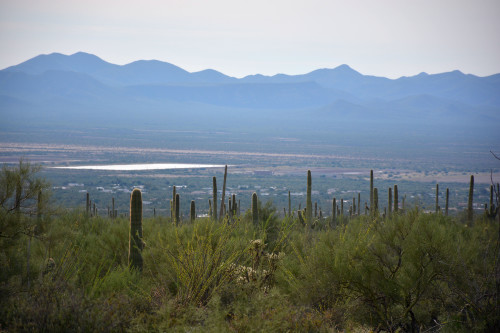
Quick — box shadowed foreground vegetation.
[1,163,499,332]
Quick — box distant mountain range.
[1,52,499,144]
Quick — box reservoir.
[52,163,226,171]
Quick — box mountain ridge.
[1,52,499,144]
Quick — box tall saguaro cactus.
[288,190,291,217]
[435,184,439,214]
[370,170,374,213]
[175,193,180,225]
[357,192,361,216]
[129,188,144,272]
[86,192,90,216]
[252,192,259,225]
[190,200,196,222]
[219,165,227,221]
[306,170,312,225]
[388,187,392,218]
[332,197,336,225]
[212,177,218,221]
[467,175,474,224]
[445,188,449,216]
[394,185,399,213]
[172,186,177,222]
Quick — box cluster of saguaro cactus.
[85,192,98,217]
[129,188,144,271]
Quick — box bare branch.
[491,150,500,161]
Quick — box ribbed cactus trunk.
[288,191,291,217]
[352,197,356,217]
[219,165,227,222]
[445,188,449,216]
[435,184,439,214]
[86,192,90,216]
[175,193,180,225]
[388,187,392,218]
[340,199,344,219]
[112,197,115,219]
[129,188,144,272]
[370,170,374,214]
[394,185,399,213]
[314,202,317,218]
[332,198,336,225]
[306,170,312,225]
[357,192,361,216]
[172,186,177,222]
[212,177,218,222]
[252,192,259,225]
[190,200,196,223]
[232,194,236,216]
[467,175,474,224]
[373,188,379,216]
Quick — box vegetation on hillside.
[0,161,499,332]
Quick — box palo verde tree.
[0,159,50,239]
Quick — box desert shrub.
[282,210,499,331]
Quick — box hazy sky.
[1,0,499,78]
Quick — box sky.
[0,0,499,78]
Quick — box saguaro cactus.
[340,199,344,218]
[212,177,218,221]
[370,170,374,213]
[175,193,180,225]
[219,165,227,221]
[252,192,259,225]
[394,185,399,213]
[332,197,337,225]
[172,186,177,222]
[467,175,474,224]
[112,197,115,219]
[435,184,439,214]
[388,187,392,218]
[306,170,312,225]
[190,200,196,222]
[445,188,449,216]
[86,192,90,216]
[129,188,144,271]
[357,192,361,216]
[486,185,498,219]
